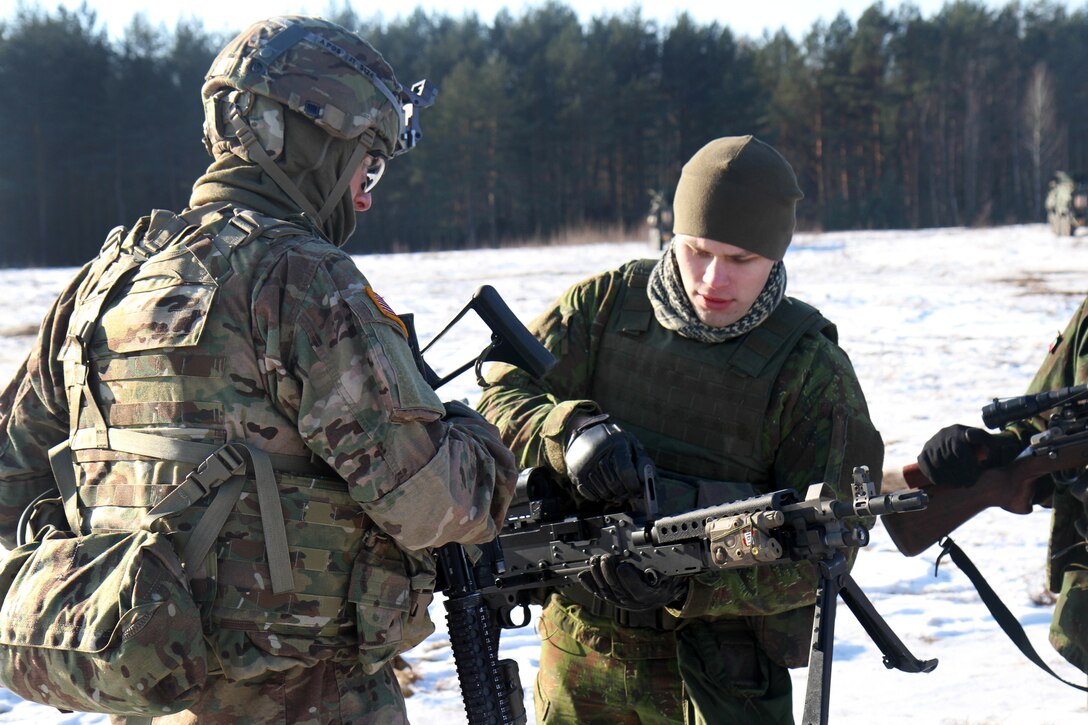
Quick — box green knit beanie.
[672,136,803,261]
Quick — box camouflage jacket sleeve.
[255,247,517,551]
[477,269,623,478]
[1019,297,1088,407]
[1003,300,1088,480]
[672,333,884,618]
[0,263,90,550]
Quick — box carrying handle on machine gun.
[415,285,556,389]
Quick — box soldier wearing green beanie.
[479,135,884,725]
[672,135,802,261]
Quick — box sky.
[0,0,1064,41]
[1,224,1088,723]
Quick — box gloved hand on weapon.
[564,413,648,504]
[577,554,687,612]
[916,424,1022,487]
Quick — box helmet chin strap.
[224,102,375,242]
[317,143,368,223]
[224,103,325,233]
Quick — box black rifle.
[405,285,555,725]
[436,465,937,725]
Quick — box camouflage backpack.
[0,441,257,716]
[0,210,296,717]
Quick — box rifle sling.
[937,536,1088,692]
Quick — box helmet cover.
[202,16,407,159]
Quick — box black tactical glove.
[564,414,647,503]
[576,554,687,612]
[916,424,1022,488]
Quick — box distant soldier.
[647,188,674,250]
[1045,171,1088,237]
[0,16,516,724]
[478,136,884,724]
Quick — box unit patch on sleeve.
[365,286,409,338]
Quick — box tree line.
[1,1,1086,266]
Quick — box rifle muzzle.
[856,489,928,517]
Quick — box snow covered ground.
[0,224,1087,723]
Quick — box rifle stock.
[881,455,1048,557]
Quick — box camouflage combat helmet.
[201,16,435,229]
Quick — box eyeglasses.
[363,155,387,193]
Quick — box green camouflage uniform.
[478,260,883,724]
[1007,298,1088,674]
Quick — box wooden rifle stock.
[881,456,1044,557]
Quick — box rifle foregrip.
[444,592,526,725]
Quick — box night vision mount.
[396,79,437,156]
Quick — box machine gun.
[437,464,936,725]
[409,288,935,724]
[882,383,1088,557]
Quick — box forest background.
[2,0,1087,265]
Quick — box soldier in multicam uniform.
[0,16,516,724]
[477,136,884,725]
[917,306,1088,678]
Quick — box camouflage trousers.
[1051,567,1088,675]
[534,596,684,724]
[112,659,406,725]
[676,619,794,725]
[534,595,795,725]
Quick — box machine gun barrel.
[649,490,796,545]
[855,489,928,517]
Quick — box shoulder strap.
[937,537,1088,692]
[730,297,835,378]
[613,258,660,335]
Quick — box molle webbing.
[64,206,307,454]
[591,259,833,482]
[58,207,363,630]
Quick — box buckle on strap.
[184,444,247,498]
[143,444,247,523]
